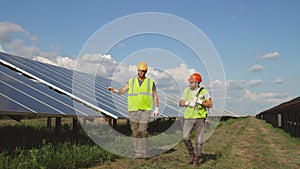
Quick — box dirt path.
[93,117,300,169]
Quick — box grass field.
[0,116,299,169]
[96,116,300,169]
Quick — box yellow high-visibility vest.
[128,77,154,111]
[183,87,208,119]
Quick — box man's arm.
[179,100,186,107]
[202,98,213,108]
[194,90,213,108]
[152,84,159,117]
[153,90,159,108]
[108,84,129,95]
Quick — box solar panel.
[0,62,102,117]
[0,52,182,119]
[0,52,122,118]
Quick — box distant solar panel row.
[0,52,182,119]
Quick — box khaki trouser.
[129,110,151,156]
[183,118,205,156]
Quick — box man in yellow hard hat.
[108,61,159,158]
[179,73,213,166]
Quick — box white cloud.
[110,63,136,84]
[0,44,5,52]
[224,88,290,114]
[260,51,280,60]
[224,80,287,104]
[248,64,264,73]
[33,55,76,70]
[31,53,118,77]
[226,80,246,90]
[33,56,57,65]
[272,78,284,84]
[117,43,126,47]
[205,78,291,114]
[224,79,262,89]
[165,64,196,83]
[214,79,289,114]
[6,39,60,60]
[81,53,114,63]
[210,79,225,89]
[74,53,119,77]
[247,79,263,87]
[7,40,39,57]
[0,21,26,43]
[0,21,35,43]
[244,89,289,103]
[0,21,49,60]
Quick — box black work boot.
[184,139,194,164]
[188,149,195,164]
[193,155,201,167]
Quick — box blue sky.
[1,0,299,115]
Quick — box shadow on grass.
[163,148,176,154]
[0,119,180,155]
[147,147,177,157]
[201,153,218,164]
[113,119,179,136]
[0,124,94,154]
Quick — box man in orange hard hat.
[108,61,159,158]
[179,73,213,166]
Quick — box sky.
[0,0,299,115]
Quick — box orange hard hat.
[137,62,148,71]
[188,73,202,83]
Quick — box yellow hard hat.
[137,62,148,71]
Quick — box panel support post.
[55,117,62,136]
[113,118,117,128]
[73,117,79,133]
[47,117,52,129]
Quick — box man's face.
[138,70,147,78]
[189,82,198,90]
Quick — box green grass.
[0,117,183,168]
[1,116,299,169]
[0,117,119,169]
[97,116,300,169]
[0,141,115,169]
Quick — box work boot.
[193,155,201,167]
[187,147,195,164]
[189,152,195,164]
[184,139,194,164]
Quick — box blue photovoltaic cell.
[0,93,36,114]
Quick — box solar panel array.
[0,60,101,117]
[0,52,182,119]
[0,52,248,119]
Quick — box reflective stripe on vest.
[128,77,153,111]
[183,87,207,119]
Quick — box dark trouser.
[183,118,205,156]
[129,110,151,156]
